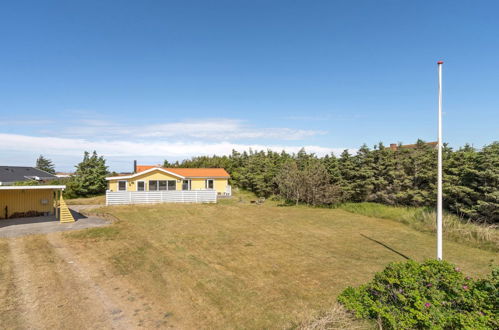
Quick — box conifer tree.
[35,155,55,174]
[338,149,356,201]
[474,142,499,222]
[66,151,108,198]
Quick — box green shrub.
[13,180,39,186]
[338,260,498,329]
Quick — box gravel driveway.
[0,205,110,238]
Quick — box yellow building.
[106,166,231,196]
[0,185,66,219]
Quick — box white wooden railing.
[106,190,217,205]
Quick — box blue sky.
[0,1,498,171]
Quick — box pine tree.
[351,144,375,202]
[337,150,356,201]
[474,142,499,223]
[66,151,108,198]
[443,144,477,217]
[35,155,55,174]
[368,143,396,204]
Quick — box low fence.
[106,190,217,205]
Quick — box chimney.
[390,144,398,151]
[133,160,137,173]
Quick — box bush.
[338,260,498,329]
[13,180,40,186]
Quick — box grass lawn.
[65,194,105,205]
[58,194,497,329]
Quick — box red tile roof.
[136,166,230,178]
[136,165,158,172]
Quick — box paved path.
[0,206,109,238]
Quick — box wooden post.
[55,190,60,219]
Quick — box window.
[118,180,127,191]
[167,180,176,191]
[182,179,191,190]
[149,180,158,191]
[137,181,145,191]
[205,179,214,189]
[159,180,167,191]
[149,180,177,191]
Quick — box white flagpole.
[437,60,443,260]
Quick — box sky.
[0,1,498,172]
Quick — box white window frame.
[205,179,214,190]
[118,180,127,191]
[149,180,176,191]
[149,180,158,191]
[137,180,146,191]
[167,180,177,191]
[158,180,168,191]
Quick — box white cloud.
[60,118,326,141]
[0,116,349,171]
[0,119,56,126]
[0,133,348,158]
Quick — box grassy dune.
[63,194,496,328]
[339,202,498,252]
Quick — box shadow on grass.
[360,233,411,260]
[277,199,298,207]
[277,203,295,207]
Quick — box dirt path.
[7,238,44,328]
[6,234,171,329]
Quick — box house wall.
[0,189,55,219]
[185,178,228,193]
[107,170,229,194]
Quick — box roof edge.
[0,185,66,190]
[106,167,185,180]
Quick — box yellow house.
[106,166,231,196]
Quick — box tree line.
[167,140,499,224]
[33,151,108,198]
[31,140,497,223]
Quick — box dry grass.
[0,241,22,329]
[1,191,496,328]
[65,194,106,205]
[1,234,173,329]
[339,202,499,252]
[11,236,98,328]
[298,303,373,330]
[61,193,496,328]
